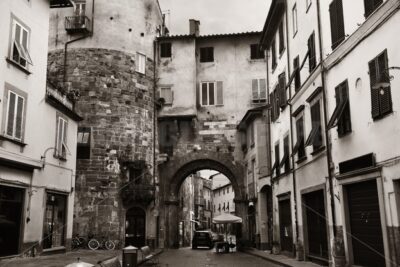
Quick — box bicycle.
[71,234,87,250]
[87,236,115,250]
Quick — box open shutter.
[252,79,259,100]
[308,33,316,71]
[216,81,223,105]
[6,92,16,137]
[15,96,24,140]
[260,79,267,100]
[196,83,200,107]
[378,52,392,115]
[369,60,380,118]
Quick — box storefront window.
[42,193,66,249]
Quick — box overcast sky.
[158,0,271,35]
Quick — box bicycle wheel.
[88,239,100,250]
[105,240,115,250]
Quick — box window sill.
[296,156,307,164]
[250,58,265,62]
[6,58,32,75]
[0,135,27,147]
[311,145,325,156]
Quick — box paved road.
[158,247,281,267]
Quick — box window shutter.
[196,83,200,107]
[364,0,375,17]
[260,79,267,99]
[201,83,208,105]
[378,52,392,115]
[369,60,380,118]
[209,82,215,105]
[308,33,316,71]
[216,81,223,105]
[252,79,259,100]
[279,22,285,54]
[269,92,275,121]
[279,73,287,107]
[6,92,16,136]
[329,0,338,49]
[15,96,24,140]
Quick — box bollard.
[123,245,138,267]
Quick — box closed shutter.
[260,79,267,100]
[330,0,345,49]
[6,92,16,137]
[270,92,275,121]
[252,79,259,100]
[15,96,24,140]
[279,22,285,54]
[364,0,375,17]
[196,83,200,107]
[293,56,300,91]
[209,82,215,105]
[369,60,380,118]
[201,83,208,105]
[216,81,223,105]
[335,85,345,136]
[308,33,316,72]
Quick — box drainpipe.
[63,0,94,83]
[284,0,299,250]
[153,39,159,248]
[316,0,337,240]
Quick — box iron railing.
[65,16,91,33]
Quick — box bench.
[97,256,121,267]
[139,246,159,266]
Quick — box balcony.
[121,183,156,206]
[65,16,91,34]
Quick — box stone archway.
[158,150,248,248]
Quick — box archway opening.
[176,169,238,249]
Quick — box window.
[308,32,316,72]
[77,127,91,159]
[247,122,255,149]
[55,115,68,159]
[200,81,223,106]
[136,53,146,74]
[278,72,287,108]
[270,87,280,122]
[218,203,221,211]
[292,4,298,36]
[250,44,265,59]
[279,135,290,173]
[200,47,214,62]
[223,188,225,195]
[293,56,301,91]
[369,50,392,119]
[160,87,173,104]
[42,193,66,249]
[271,39,277,70]
[364,0,383,18]
[10,18,32,68]
[305,101,323,150]
[227,187,229,193]
[251,159,256,183]
[329,0,345,50]
[160,42,171,58]
[252,79,267,103]
[5,90,25,141]
[74,2,86,16]
[293,116,306,159]
[327,80,351,136]
[279,21,285,54]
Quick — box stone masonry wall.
[47,48,155,246]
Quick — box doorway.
[303,190,328,261]
[125,207,146,247]
[0,185,24,257]
[279,197,293,254]
[346,179,385,266]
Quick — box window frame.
[200,81,223,106]
[136,52,146,74]
[252,78,267,103]
[55,114,68,159]
[77,127,91,159]
[9,15,32,70]
[2,84,27,143]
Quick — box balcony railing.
[121,183,156,206]
[65,16,91,34]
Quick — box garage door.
[346,180,385,266]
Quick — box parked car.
[192,231,214,249]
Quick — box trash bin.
[123,246,138,267]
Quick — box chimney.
[189,19,200,37]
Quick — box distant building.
[0,0,81,257]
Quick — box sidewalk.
[242,248,322,267]
[0,249,120,267]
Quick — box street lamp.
[372,66,400,93]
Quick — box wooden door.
[347,180,385,266]
[279,198,293,253]
[125,207,146,247]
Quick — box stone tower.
[47,0,163,248]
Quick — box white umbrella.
[212,213,242,224]
[65,258,94,267]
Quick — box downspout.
[284,0,299,249]
[316,0,337,240]
[63,0,94,83]
[153,39,159,247]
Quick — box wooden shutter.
[308,33,316,72]
[15,96,24,140]
[250,44,257,59]
[293,56,301,91]
[378,52,392,115]
[279,22,285,54]
[201,83,208,105]
[271,39,277,68]
[330,0,345,50]
[252,79,259,100]
[6,92,16,137]
[270,92,275,121]
[364,0,383,17]
[196,83,200,107]
[260,79,267,100]
[369,59,380,118]
[279,72,287,108]
[311,101,322,148]
[216,81,223,105]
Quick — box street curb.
[242,249,292,267]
